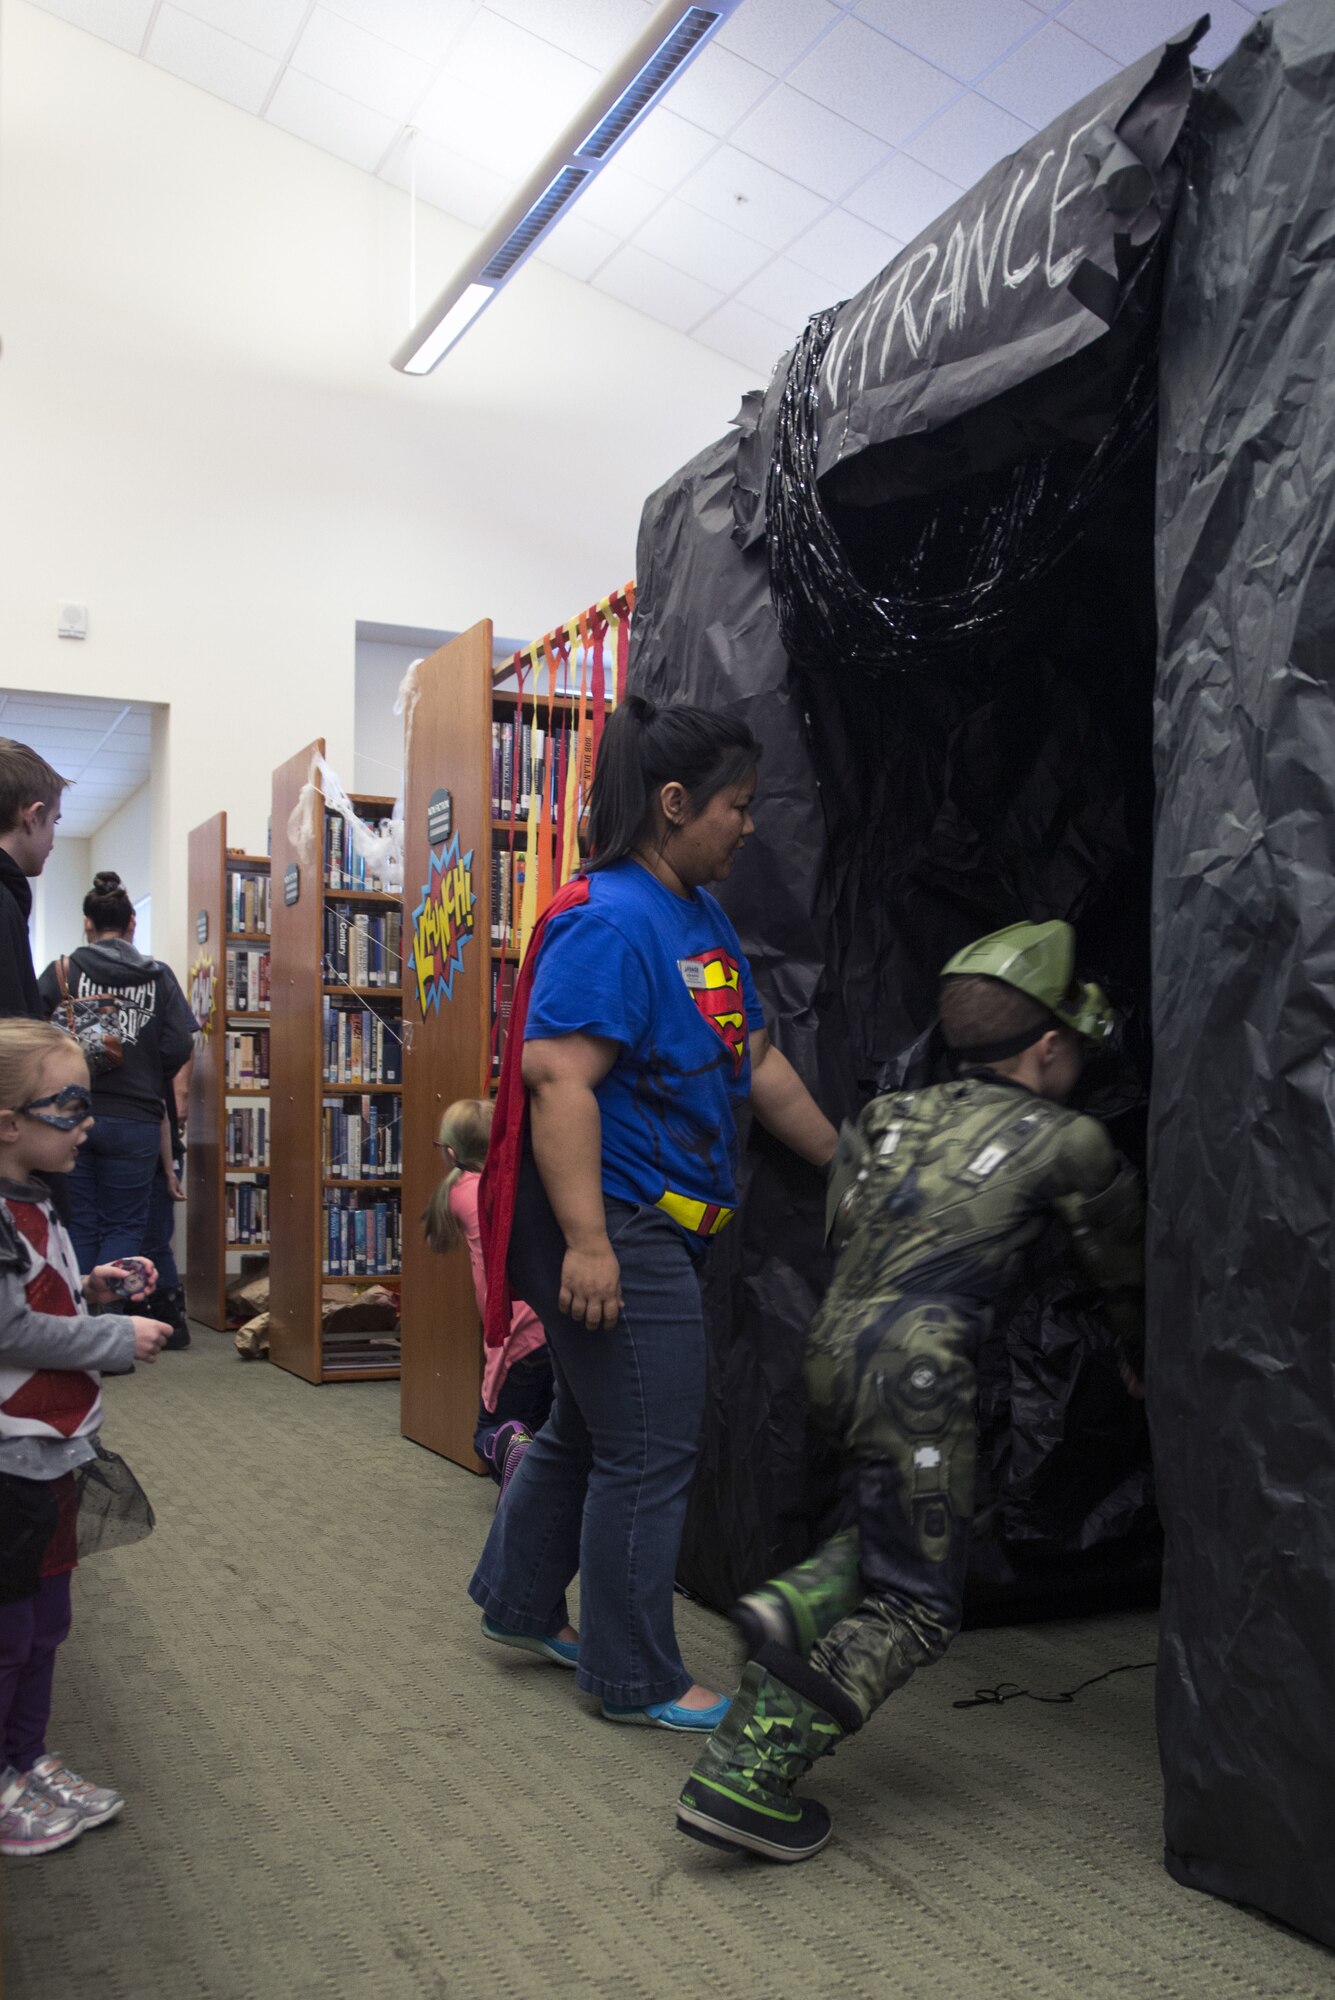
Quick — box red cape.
[479,875,591,1349]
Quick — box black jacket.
[38,940,195,1125]
[0,850,40,1020]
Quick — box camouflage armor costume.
[798,1069,1144,1726]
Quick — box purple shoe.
[496,1424,534,1504]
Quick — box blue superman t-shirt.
[524,861,765,1234]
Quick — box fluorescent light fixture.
[392,0,741,375]
[399,283,494,375]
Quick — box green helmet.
[941,921,1115,1049]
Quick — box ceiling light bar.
[479,166,591,283]
[576,8,723,160]
[391,0,741,376]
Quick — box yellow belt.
[655,1189,735,1238]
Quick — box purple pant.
[0,1572,72,1772]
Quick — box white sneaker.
[26,1753,124,1830]
[0,1765,85,1856]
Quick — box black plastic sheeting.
[1152,3,1335,1951]
[631,28,1203,1623]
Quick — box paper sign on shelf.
[408,834,475,1015]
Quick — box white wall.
[90,780,153,912]
[0,3,756,976]
[30,778,156,977]
[31,836,91,974]
[353,641,422,800]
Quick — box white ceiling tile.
[484,0,653,68]
[574,161,664,234]
[716,0,842,76]
[321,0,476,64]
[786,205,902,294]
[290,8,435,121]
[844,152,962,244]
[905,91,1034,187]
[977,20,1119,128]
[674,145,828,251]
[634,196,772,290]
[26,0,154,54]
[145,6,279,115]
[0,711,144,742]
[855,0,1043,83]
[1192,2,1259,62]
[1062,0,1252,70]
[788,17,958,148]
[412,13,597,177]
[730,85,886,201]
[591,244,724,331]
[692,298,792,376]
[736,254,835,328]
[533,209,622,281]
[383,134,515,229]
[265,70,400,172]
[174,0,310,61]
[15,729,107,756]
[80,767,150,788]
[608,106,717,192]
[662,42,773,137]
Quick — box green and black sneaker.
[732,1528,862,1659]
[675,1659,847,1863]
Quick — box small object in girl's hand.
[104,1258,154,1300]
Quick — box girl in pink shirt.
[425,1099,550,1497]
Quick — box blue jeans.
[469,1175,707,1706]
[67,1117,162,1275]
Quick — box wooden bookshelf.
[399,625,493,1466]
[269,741,404,1384]
[185,815,270,1329]
[397,623,587,1465]
[395,607,626,1464]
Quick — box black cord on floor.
[953,1661,1156,1709]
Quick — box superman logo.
[679,948,746,1074]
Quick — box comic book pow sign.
[679,949,746,1074]
[410,835,475,1015]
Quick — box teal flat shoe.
[602,1695,731,1732]
[481,1616,578,1667]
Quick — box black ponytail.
[84,871,135,934]
[585,698,760,871]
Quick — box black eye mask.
[17,1086,93,1131]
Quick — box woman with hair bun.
[36,875,195,1295]
[471,697,838,1730]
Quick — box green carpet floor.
[3,1326,1331,1999]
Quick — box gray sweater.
[0,1179,136,1480]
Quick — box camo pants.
[800,1295,980,1726]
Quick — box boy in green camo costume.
[676,921,1145,1863]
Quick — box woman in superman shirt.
[470,698,837,1729]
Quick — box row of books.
[223,1028,269,1090]
[323,1189,402,1276]
[323,905,403,990]
[490,847,528,949]
[225,947,270,1014]
[489,958,516,1077]
[322,1095,402,1180]
[324,807,393,893]
[226,869,270,936]
[225,1178,268,1244]
[322,998,403,1084]
[225,1106,268,1169]
[490,716,589,821]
